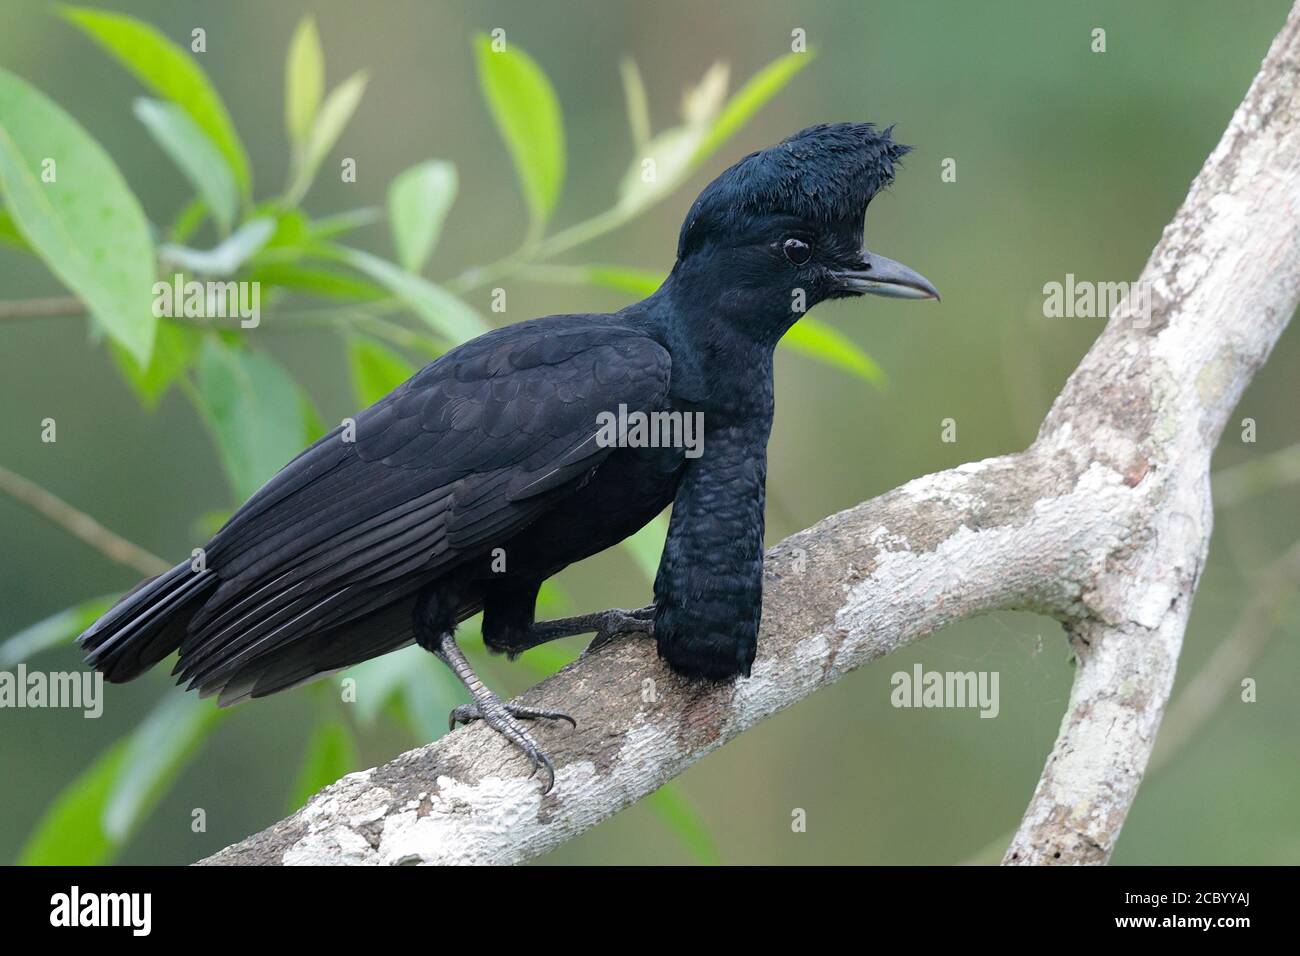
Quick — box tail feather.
[80,561,217,682]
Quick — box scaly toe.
[448,703,481,729]
[507,704,576,727]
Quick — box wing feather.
[178,317,671,699]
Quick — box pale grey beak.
[831,251,940,301]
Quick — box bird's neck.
[625,264,777,416]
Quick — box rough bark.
[200,4,1300,866]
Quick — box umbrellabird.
[80,123,939,791]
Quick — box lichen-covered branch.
[200,4,1300,866]
[1003,1,1300,863]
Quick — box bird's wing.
[175,318,671,699]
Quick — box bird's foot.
[433,631,574,793]
[584,605,656,657]
[449,700,576,729]
[447,695,574,793]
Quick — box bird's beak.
[831,250,940,301]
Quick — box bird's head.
[668,122,938,340]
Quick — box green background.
[1,0,1297,865]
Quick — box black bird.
[80,123,938,790]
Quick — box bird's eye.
[783,238,812,266]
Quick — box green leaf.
[0,68,157,365]
[399,664,466,740]
[400,653,468,740]
[508,642,577,678]
[195,339,309,500]
[287,718,357,812]
[693,51,814,166]
[250,263,386,301]
[310,206,380,240]
[617,125,706,214]
[134,98,237,234]
[348,335,415,406]
[619,57,651,152]
[622,511,668,581]
[160,217,275,275]
[111,321,202,408]
[237,206,340,272]
[19,739,129,865]
[586,265,664,297]
[103,693,224,842]
[473,33,564,233]
[781,317,885,388]
[192,509,232,539]
[171,197,207,243]
[285,16,324,151]
[286,71,368,205]
[20,694,225,864]
[346,647,423,728]
[301,390,326,443]
[0,205,31,251]
[338,247,488,343]
[615,64,729,216]
[60,5,251,195]
[513,263,665,298]
[253,205,313,260]
[0,595,117,666]
[646,784,721,864]
[388,160,457,272]
[536,580,570,618]
[343,645,459,741]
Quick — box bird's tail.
[79,561,217,683]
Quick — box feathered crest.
[678,123,911,257]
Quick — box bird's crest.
[677,122,911,257]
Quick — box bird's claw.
[448,700,574,794]
[529,750,556,793]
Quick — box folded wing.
[167,318,670,702]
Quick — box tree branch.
[1003,3,1300,862]
[0,295,84,320]
[961,532,1300,866]
[0,464,170,578]
[200,4,1300,866]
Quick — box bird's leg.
[505,604,656,657]
[431,631,573,793]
